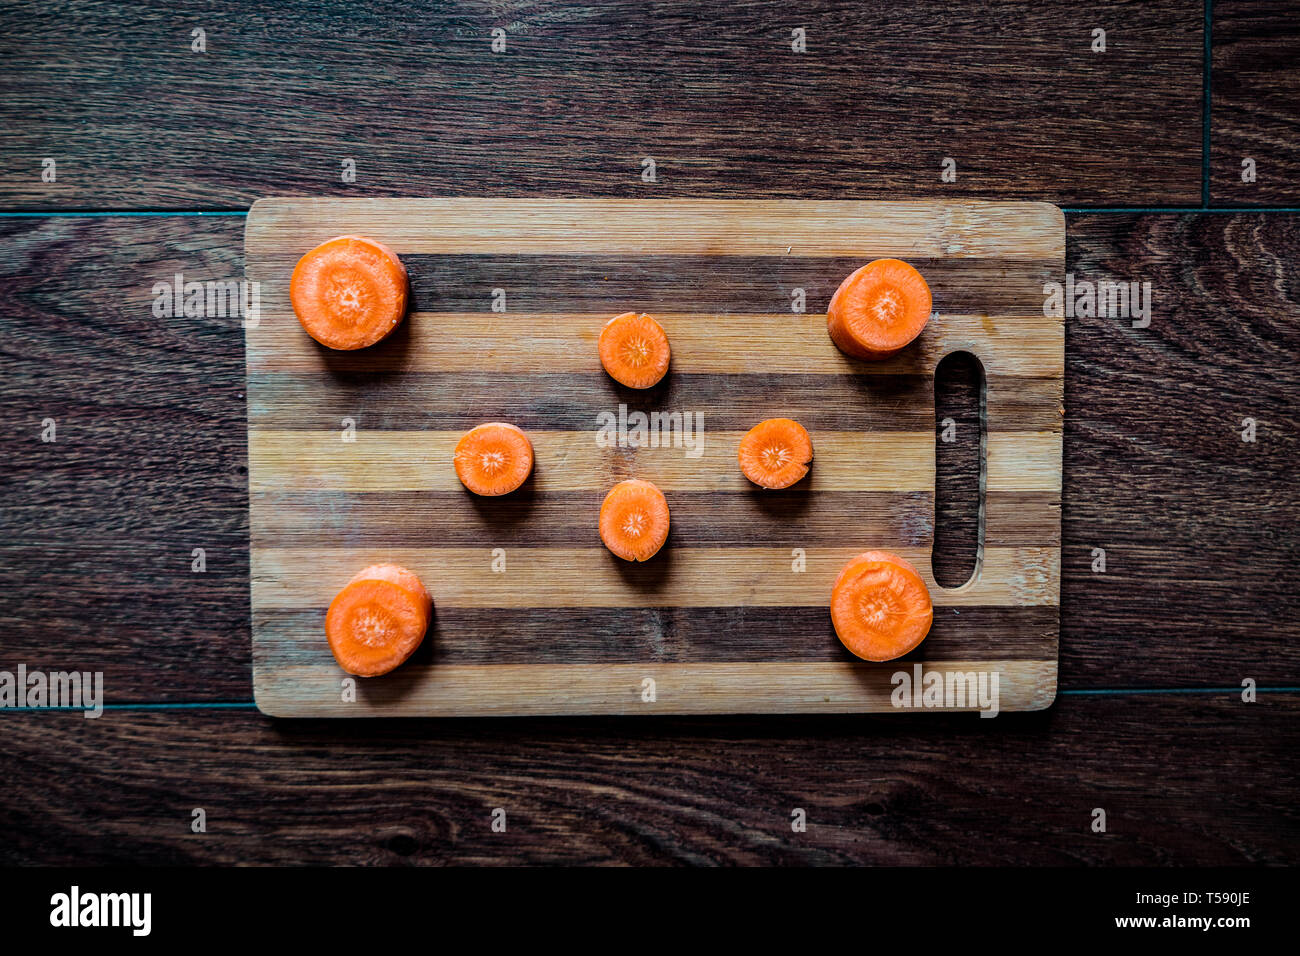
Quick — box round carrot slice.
[827,258,932,360]
[290,235,409,350]
[598,312,671,388]
[738,418,813,489]
[830,550,933,662]
[599,479,670,561]
[325,563,433,677]
[454,422,534,496]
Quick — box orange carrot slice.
[827,258,932,360]
[830,550,933,662]
[454,422,534,496]
[598,312,671,388]
[599,479,670,561]
[290,235,409,350]
[738,418,813,489]
[325,563,433,677]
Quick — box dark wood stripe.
[248,371,1064,432]
[258,254,1059,315]
[984,493,1060,547]
[248,490,1058,548]
[253,605,1058,666]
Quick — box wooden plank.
[245,199,1065,261]
[1,696,1295,864]
[0,217,251,702]
[250,546,1060,609]
[0,2,1202,208]
[1210,0,1300,204]
[245,199,1061,716]
[1062,212,1300,686]
[247,490,1058,548]
[246,429,1061,493]
[245,371,1066,431]
[2,212,1296,700]
[253,661,1056,717]
[246,313,1065,377]
[254,605,1059,665]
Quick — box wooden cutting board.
[244,198,1063,717]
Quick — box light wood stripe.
[250,546,1061,609]
[986,431,1063,492]
[245,198,1066,265]
[247,490,1059,548]
[247,429,1059,493]
[246,311,1064,377]
[253,659,1058,716]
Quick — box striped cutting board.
[244,198,1063,717]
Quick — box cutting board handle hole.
[932,350,986,589]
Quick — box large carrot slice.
[598,312,671,388]
[325,563,433,677]
[830,550,933,661]
[827,258,932,360]
[454,422,534,496]
[599,479,670,561]
[290,235,409,350]
[738,418,813,489]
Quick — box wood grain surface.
[2,212,1295,701]
[1211,0,1300,205]
[0,1,1202,208]
[1,0,1297,867]
[244,198,1063,716]
[2,695,1295,865]
[1062,213,1300,687]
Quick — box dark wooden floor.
[0,0,1297,865]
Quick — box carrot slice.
[598,312,671,388]
[454,422,534,496]
[830,550,933,662]
[738,418,813,489]
[599,479,670,561]
[325,563,433,677]
[290,235,409,350]
[827,258,932,360]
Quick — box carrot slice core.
[325,563,432,677]
[454,423,535,496]
[599,479,670,561]
[827,258,932,360]
[830,550,933,661]
[738,418,813,489]
[290,235,409,350]
[598,312,671,388]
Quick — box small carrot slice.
[599,479,670,561]
[827,258,932,360]
[830,550,933,662]
[598,312,671,388]
[325,563,433,677]
[738,418,813,489]
[290,235,409,350]
[454,422,534,496]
